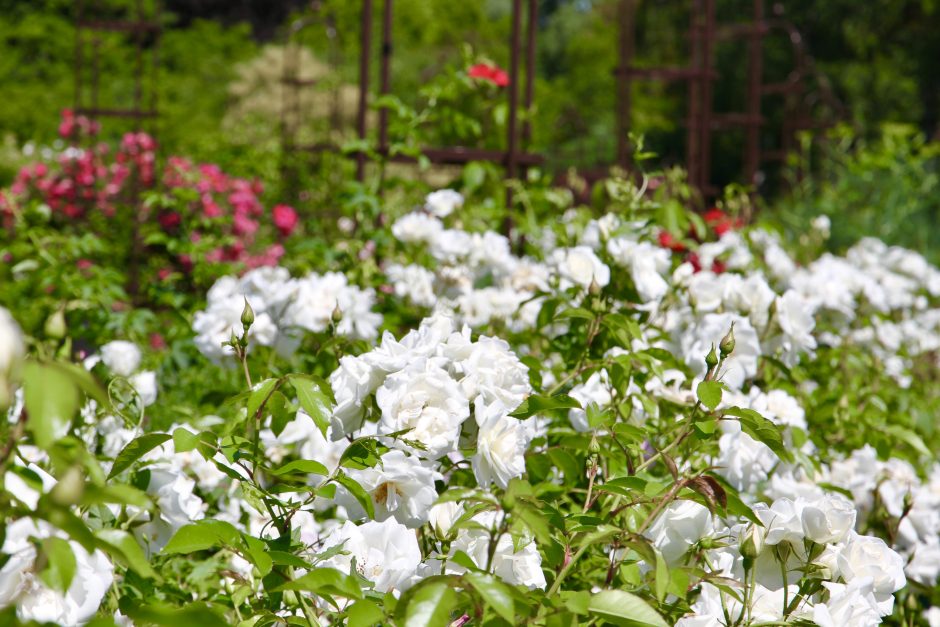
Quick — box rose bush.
[2,157,940,627]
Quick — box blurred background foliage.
[0,0,939,258]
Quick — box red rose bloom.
[468,63,509,87]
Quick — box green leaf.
[555,307,595,321]
[463,571,514,621]
[275,567,362,599]
[39,537,76,592]
[162,520,241,554]
[587,589,668,627]
[509,394,581,419]
[241,534,273,577]
[334,473,376,519]
[23,362,81,449]
[123,602,228,627]
[172,427,201,453]
[108,433,172,479]
[290,375,334,436]
[247,378,279,420]
[696,380,723,411]
[347,599,385,627]
[723,406,792,462]
[97,529,157,578]
[269,459,329,477]
[267,391,291,437]
[883,424,931,458]
[398,580,458,627]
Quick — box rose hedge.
[2,171,940,626]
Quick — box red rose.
[468,63,509,87]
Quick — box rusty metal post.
[378,0,393,151]
[686,1,703,190]
[505,0,523,208]
[357,0,374,181]
[744,0,764,187]
[522,0,537,147]
[616,0,636,168]
[698,0,715,195]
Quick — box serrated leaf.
[275,567,362,599]
[587,589,668,627]
[290,375,334,436]
[247,378,279,420]
[334,473,375,519]
[108,433,171,479]
[463,571,514,621]
[509,394,581,419]
[398,579,458,627]
[269,459,329,477]
[723,406,792,462]
[162,520,241,554]
[696,380,723,411]
[97,529,157,578]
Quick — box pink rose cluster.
[4,110,300,275]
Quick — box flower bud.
[719,323,735,357]
[705,343,718,370]
[44,307,67,340]
[588,279,602,296]
[740,523,764,559]
[331,303,343,324]
[240,297,255,329]
[50,466,85,506]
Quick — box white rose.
[800,493,856,544]
[606,238,670,303]
[450,334,531,410]
[321,519,421,594]
[0,519,114,626]
[329,355,383,440]
[567,370,611,432]
[391,211,443,244]
[344,450,443,528]
[754,498,804,546]
[424,189,464,218]
[645,500,715,565]
[925,606,940,627]
[100,340,141,377]
[472,400,530,489]
[837,532,906,614]
[446,512,546,589]
[376,357,470,459]
[715,427,777,492]
[0,307,25,409]
[812,579,881,627]
[551,246,610,289]
[687,271,724,312]
[129,370,158,407]
[136,468,206,552]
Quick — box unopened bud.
[331,303,343,324]
[740,524,764,559]
[50,466,85,506]
[44,308,67,340]
[719,323,735,357]
[588,279,602,296]
[705,344,718,370]
[240,298,255,329]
